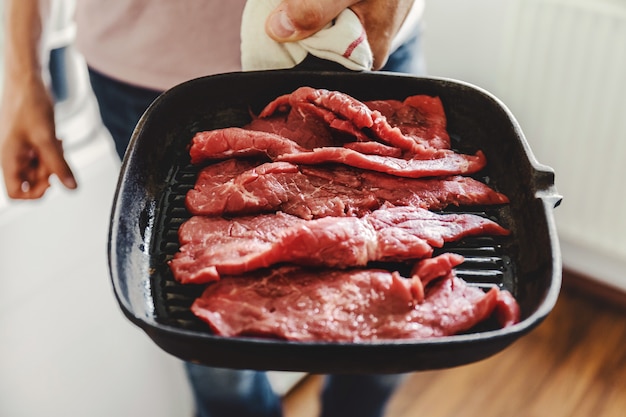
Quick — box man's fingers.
[21,169,50,199]
[2,146,47,199]
[265,0,416,70]
[39,138,77,190]
[2,138,77,199]
[266,0,360,42]
[2,167,29,199]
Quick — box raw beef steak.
[185,159,509,218]
[169,206,510,284]
[190,254,520,342]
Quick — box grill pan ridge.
[109,70,562,373]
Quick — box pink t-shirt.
[74,0,424,91]
[74,0,247,91]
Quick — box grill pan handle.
[532,166,562,209]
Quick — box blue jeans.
[88,68,162,159]
[88,33,422,416]
[185,364,405,417]
[381,24,426,75]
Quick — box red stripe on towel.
[343,30,366,58]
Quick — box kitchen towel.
[241,0,374,71]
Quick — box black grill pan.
[108,70,562,374]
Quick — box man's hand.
[1,0,77,200]
[0,76,77,199]
[265,0,415,70]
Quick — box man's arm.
[0,0,76,199]
[265,0,416,70]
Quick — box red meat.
[185,159,509,218]
[190,254,519,342]
[185,159,379,219]
[365,95,450,150]
[342,141,404,157]
[189,128,307,165]
[257,87,449,154]
[245,106,337,150]
[189,127,487,178]
[276,147,487,178]
[169,206,509,284]
[177,86,519,341]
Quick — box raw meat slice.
[245,106,337,150]
[189,128,307,165]
[405,252,466,303]
[169,212,432,284]
[342,141,403,157]
[185,160,509,218]
[357,171,509,210]
[365,205,510,248]
[410,255,520,327]
[412,252,466,287]
[258,87,376,129]
[191,266,424,341]
[185,159,380,219]
[276,147,488,178]
[494,290,521,327]
[169,212,295,284]
[190,254,519,342]
[169,206,509,284]
[189,127,487,178]
[365,95,450,150]
[257,87,445,154]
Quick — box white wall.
[422,0,626,292]
[421,0,515,93]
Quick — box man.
[0,1,425,415]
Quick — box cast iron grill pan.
[108,70,562,374]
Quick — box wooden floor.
[283,271,626,417]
